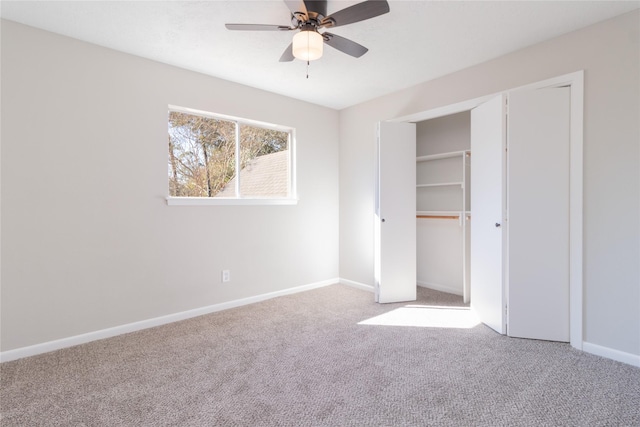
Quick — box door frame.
[389,71,584,350]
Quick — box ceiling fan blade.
[285,1,327,20]
[279,43,295,62]
[225,24,292,31]
[283,1,308,17]
[320,0,389,28]
[323,32,368,58]
[303,0,327,18]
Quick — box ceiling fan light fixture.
[292,30,323,61]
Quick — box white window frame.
[166,105,297,206]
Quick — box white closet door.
[375,121,416,303]
[470,95,506,334]
[507,88,570,342]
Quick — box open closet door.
[507,88,570,342]
[470,95,506,334]
[375,121,416,303]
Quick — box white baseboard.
[339,278,375,292]
[582,342,640,368]
[9,279,636,369]
[0,278,338,363]
[417,281,463,296]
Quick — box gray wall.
[339,11,639,356]
[1,20,340,351]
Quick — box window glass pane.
[168,111,236,197]
[234,125,290,198]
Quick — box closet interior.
[416,111,471,303]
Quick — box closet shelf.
[416,181,464,188]
[416,150,470,163]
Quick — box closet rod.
[416,215,459,220]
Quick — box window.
[167,106,296,205]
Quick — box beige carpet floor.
[1,284,639,426]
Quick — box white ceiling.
[2,1,638,110]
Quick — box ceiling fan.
[225,0,390,62]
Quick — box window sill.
[166,197,298,206]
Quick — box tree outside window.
[168,109,291,199]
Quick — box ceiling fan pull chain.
[306,60,310,79]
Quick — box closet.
[415,112,471,303]
[375,72,582,344]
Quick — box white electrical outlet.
[221,270,231,283]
